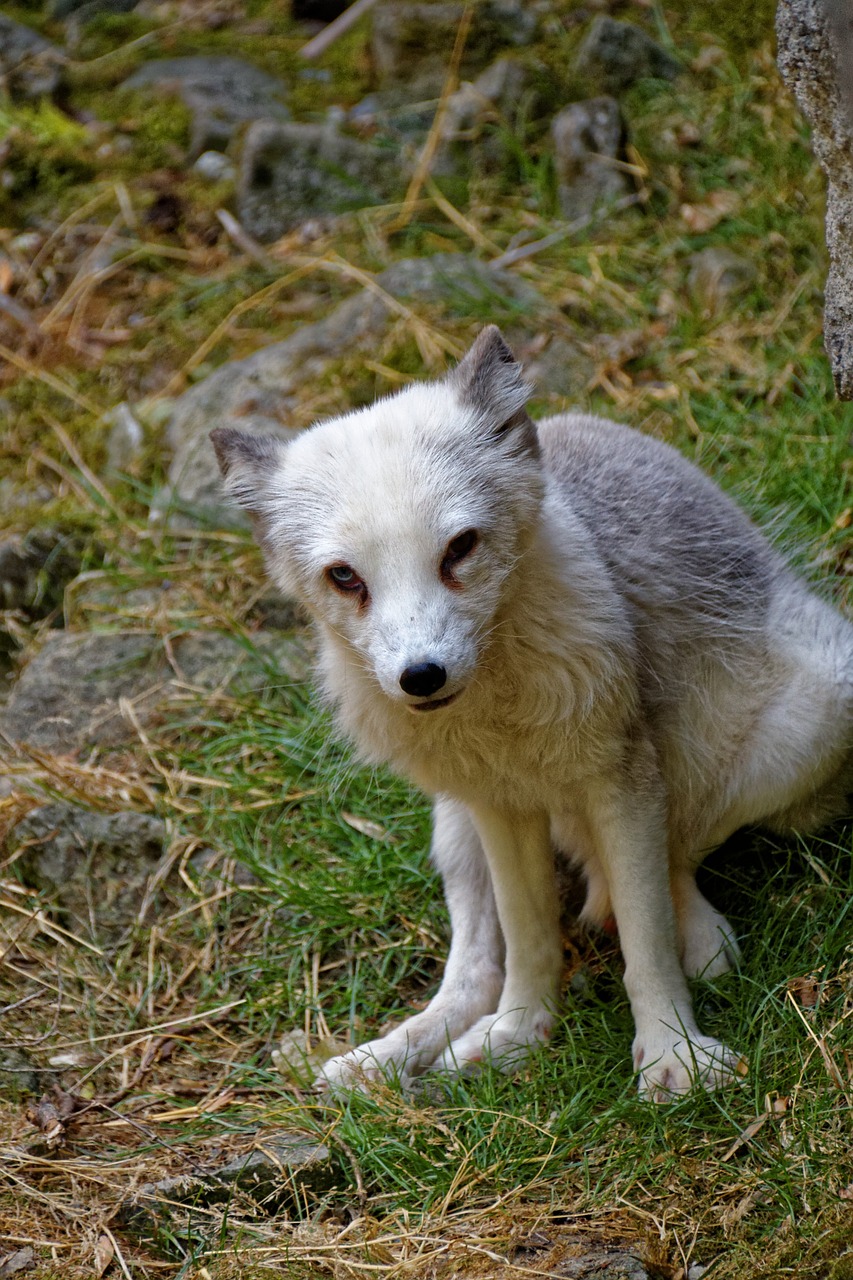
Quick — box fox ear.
[451,326,536,450]
[210,427,287,514]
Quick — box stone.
[371,1,538,97]
[508,1232,651,1279]
[0,17,65,100]
[236,120,396,242]
[687,246,757,313]
[551,97,630,220]
[574,16,681,96]
[555,1249,649,1279]
[151,254,544,526]
[0,1249,36,1279]
[121,1131,334,1243]
[513,335,594,403]
[8,804,167,935]
[0,629,311,753]
[121,56,290,158]
[192,150,237,183]
[777,0,853,399]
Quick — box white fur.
[212,326,853,1100]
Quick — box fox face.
[212,327,544,711]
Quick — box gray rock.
[521,336,594,403]
[236,121,396,242]
[151,254,544,526]
[551,97,630,220]
[122,1131,334,1241]
[0,1248,36,1278]
[777,0,853,399]
[192,150,237,183]
[575,16,681,95]
[371,1,538,97]
[0,629,311,753]
[687,247,757,313]
[8,803,166,935]
[0,17,65,100]
[556,1249,649,1279]
[510,1233,650,1279]
[122,56,290,158]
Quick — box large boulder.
[777,0,853,399]
[236,121,396,242]
[0,629,310,753]
[551,97,630,220]
[122,56,290,157]
[8,803,167,937]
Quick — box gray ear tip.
[476,324,516,363]
[210,426,241,474]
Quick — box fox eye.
[444,529,479,565]
[327,564,364,593]
[441,529,479,585]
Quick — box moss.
[663,0,777,53]
[0,102,96,222]
[112,91,193,172]
[71,10,161,62]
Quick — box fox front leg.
[317,797,505,1089]
[435,805,562,1073]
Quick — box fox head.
[212,326,544,711]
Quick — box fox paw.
[635,1033,746,1102]
[435,1009,553,1075]
[316,1038,421,1093]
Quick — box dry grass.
[1,4,853,1278]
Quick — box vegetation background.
[0,0,851,1276]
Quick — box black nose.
[399,662,447,698]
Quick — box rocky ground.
[1,0,852,1277]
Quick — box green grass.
[1,0,853,1275]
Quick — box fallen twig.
[490,194,644,270]
[300,0,381,60]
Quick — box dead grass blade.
[300,0,380,59]
[319,253,462,365]
[0,341,101,414]
[0,889,105,956]
[426,177,502,254]
[391,3,475,232]
[160,257,328,396]
[786,988,851,1100]
[490,194,643,270]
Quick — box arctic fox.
[212,325,853,1100]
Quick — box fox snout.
[399,662,448,698]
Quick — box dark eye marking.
[326,564,367,598]
[441,528,479,585]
